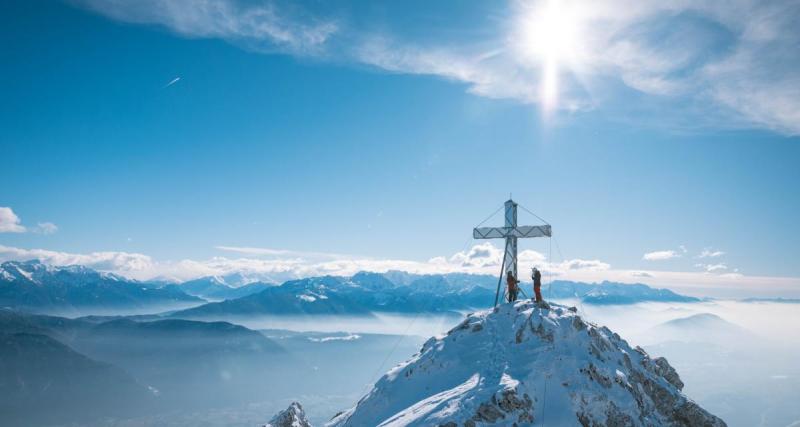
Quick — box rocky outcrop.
[264,402,312,427]
[327,301,727,427]
[462,384,535,426]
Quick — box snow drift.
[324,300,726,426]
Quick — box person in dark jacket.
[506,270,519,303]
[532,267,543,303]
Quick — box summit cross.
[473,199,552,305]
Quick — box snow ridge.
[327,300,726,427]
[264,402,312,427]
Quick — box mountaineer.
[506,270,520,302]
[532,267,543,303]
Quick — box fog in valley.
[40,301,207,319]
[194,312,464,339]
[3,298,799,426]
[568,300,800,427]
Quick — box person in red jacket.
[532,267,543,303]
[506,270,519,303]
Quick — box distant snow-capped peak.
[0,259,137,286]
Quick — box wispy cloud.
[643,250,680,261]
[698,248,725,258]
[630,271,654,278]
[73,0,338,55]
[73,0,800,135]
[33,222,58,235]
[214,245,346,259]
[696,263,728,272]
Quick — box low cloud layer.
[1,243,797,298]
[0,244,153,272]
[0,242,604,280]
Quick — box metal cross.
[473,199,552,305]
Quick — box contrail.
[164,77,181,88]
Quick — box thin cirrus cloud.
[642,250,680,261]
[214,245,348,259]
[72,0,800,135]
[698,248,725,258]
[73,0,338,55]
[630,271,654,278]
[696,263,728,272]
[33,222,59,235]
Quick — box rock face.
[265,402,312,427]
[327,301,726,427]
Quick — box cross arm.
[473,225,552,239]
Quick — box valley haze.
[1,260,799,425]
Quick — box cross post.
[473,199,552,305]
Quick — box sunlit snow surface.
[329,301,725,426]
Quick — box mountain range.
[0,260,202,314]
[1,260,702,319]
[545,280,700,304]
[172,272,496,318]
[173,273,702,319]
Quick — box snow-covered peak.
[329,301,726,426]
[14,264,36,282]
[0,260,144,288]
[264,402,312,427]
[99,271,126,282]
[3,260,135,282]
[1,260,44,284]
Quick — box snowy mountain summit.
[327,300,726,426]
[265,402,312,427]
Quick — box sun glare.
[518,0,586,113]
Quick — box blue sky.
[1,0,799,296]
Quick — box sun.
[517,0,587,113]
